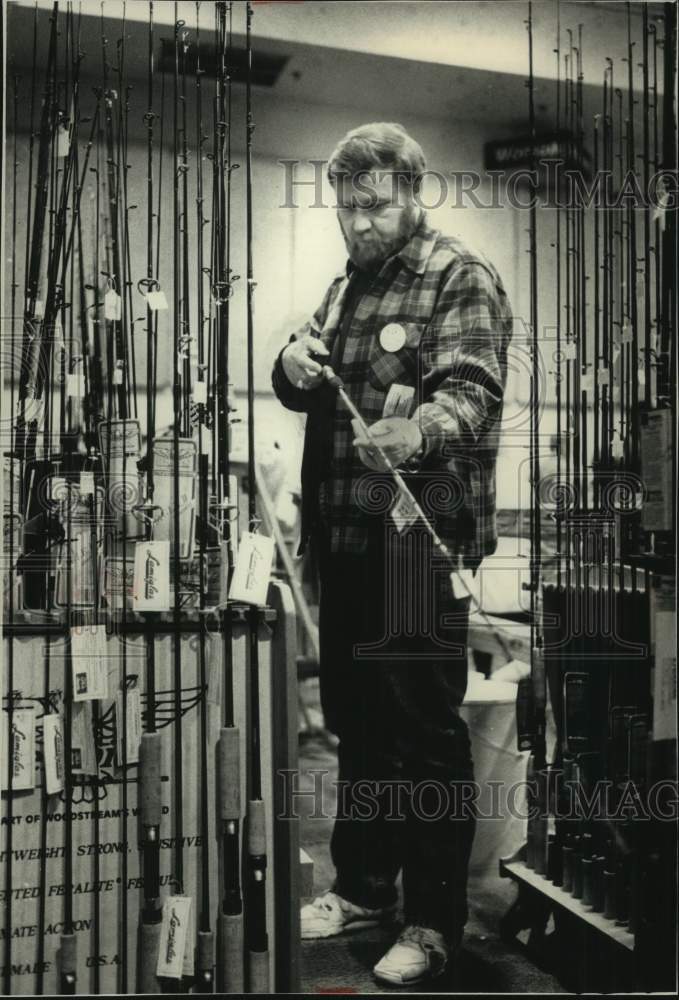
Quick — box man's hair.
[327,122,426,189]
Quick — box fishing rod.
[554,8,563,587]
[213,4,245,992]
[244,3,271,991]
[194,4,215,990]
[136,5,164,993]
[625,3,640,475]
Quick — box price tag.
[104,289,122,321]
[182,900,195,978]
[113,365,124,385]
[611,436,625,460]
[581,371,594,392]
[146,289,169,311]
[228,531,274,606]
[157,896,192,980]
[133,540,171,611]
[43,713,65,795]
[57,124,70,157]
[383,383,415,418]
[563,342,577,361]
[80,471,95,496]
[66,372,85,398]
[71,702,97,776]
[34,298,44,319]
[638,365,646,387]
[1,707,36,792]
[451,568,476,601]
[192,379,207,405]
[115,687,142,766]
[598,367,610,386]
[390,488,419,533]
[71,625,109,701]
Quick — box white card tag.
[390,489,419,533]
[71,625,110,701]
[157,895,192,980]
[182,898,195,978]
[2,707,36,791]
[113,366,124,385]
[146,289,169,311]
[193,379,207,405]
[581,371,594,392]
[71,702,97,776]
[611,437,625,459]
[228,531,274,606]
[66,372,85,398]
[133,540,171,611]
[383,383,415,418]
[43,714,65,795]
[451,568,476,601]
[104,289,122,321]
[115,688,142,766]
[563,342,577,360]
[34,298,44,319]
[80,471,95,496]
[57,124,70,158]
[598,367,610,386]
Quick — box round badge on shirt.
[379,322,407,353]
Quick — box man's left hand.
[353,417,423,471]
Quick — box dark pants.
[316,523,476,945]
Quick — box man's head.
[327,122,426,271]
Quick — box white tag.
[2,707,36,791]
[451,568,476,601]
[157,895,192,980]
[146,289,169,311]
[133,540,171,612]
[638,365,646,387]
[57,123,70,157]
[390,489,419,533]
[611,437,625,460]
[116,687,142,766]
[612,344,621,364]
[113,366,124,385]
[598,367,610,386]
[182,898,195,977]
[563,342,577,361]
[80,471,95,496]
[42,714,65,795]
[228,531,274,606]
[34,298,44,318]
[71,625,110,701]
[66,372,84,398]
[200,427,212,456]
[50,476,68,502]
[581,370,594,392]
[193,379,207,405]
[383,383,415,418]
[104,289,122,321]
[71,702,97,776]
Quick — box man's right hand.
[281,334,330,390]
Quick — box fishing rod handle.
[218,725,241,819]
[196,930,215,992]
[140,731,162,828]
[59,932,77,994]
[218,913,245,994]
[138,920,162,994]
[247,798,267,857]
[247,949,270,995]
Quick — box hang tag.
[80,471,95,496]
[390,489,419,533]
[451,568,476,601]
[50,476,68,502]
[157,895,192,980]
[612,344,621,364]
[57,124,70,158]
[598,368,610,386]
[228,531,274,606]
[71,625,109,701]
[113,365,124,385]
[104,289,122,321]
[66,372,85,398]
[200,427,212,456]
[71,702,97,776]
[42,713,65,795]
[133,540,171,611]
[581,371,594,392]
[182,899,195,978]
[611,436,625,460]
[383,383,415,418]
[34,298,44,319]
[146,289,169,311]
[379,322,407,353]
[115,687,142,766]
[638,365,646,387]
[563,342,577,361]
[2,707,36,792]
[193,379,207,405]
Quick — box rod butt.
[218,912,244,994]
[139,919,162,994]
[218,726,241,819]
[140,731,162,827]
[247,948,270,994]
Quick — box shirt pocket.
[367,322,426,391]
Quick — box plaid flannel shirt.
[271,212,513,569]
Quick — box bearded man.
[272,122,513,986]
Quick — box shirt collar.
[345,211,438,279]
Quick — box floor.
[296,679,565,995]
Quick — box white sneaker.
[300,890,397,940]
[373,925,450,985]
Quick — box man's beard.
[342,207,421,271]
